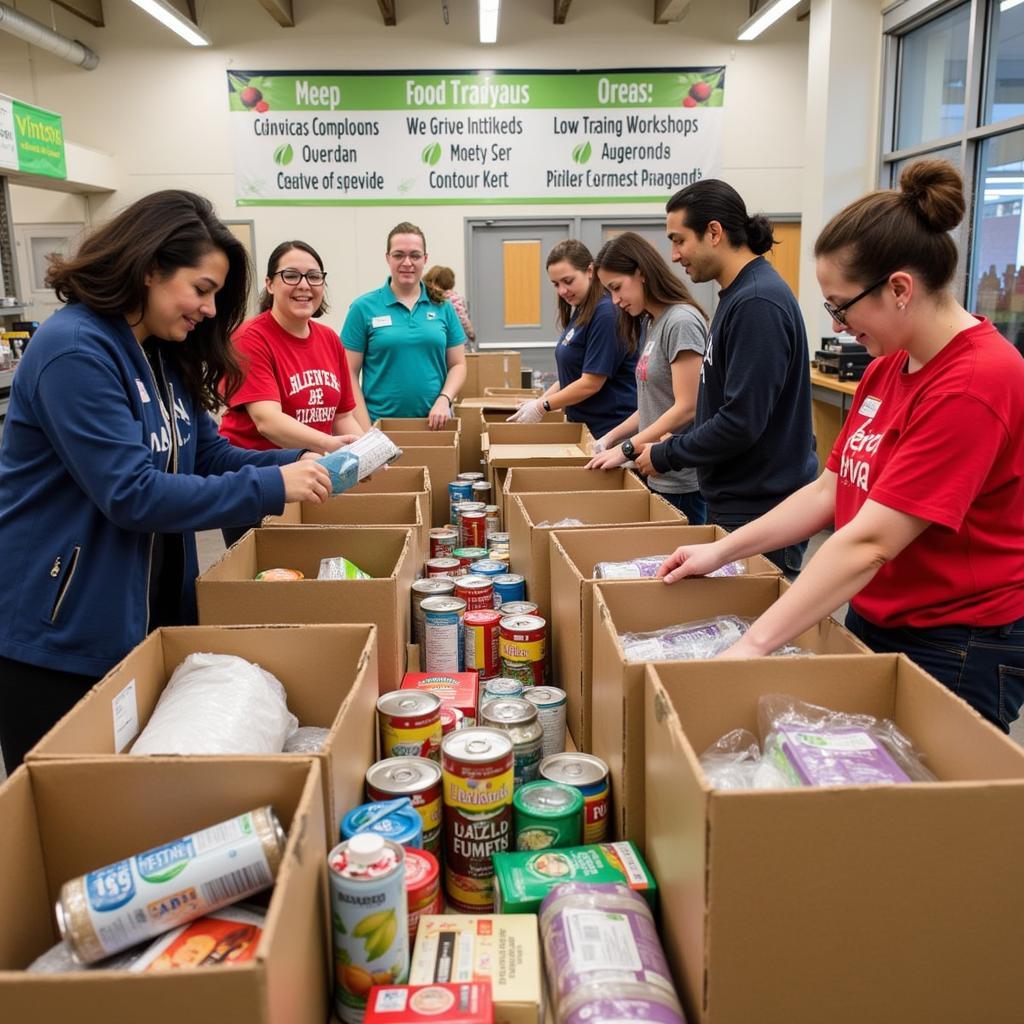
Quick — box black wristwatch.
[621,437,637,459]
[542,399,551,412]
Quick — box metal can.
[411,578,455,648]
[441,728,514,912]
[496,600,537,617]
[524,686,568,758]
[499,614,547,686]
[471,481,493,506]
[404,847,442,943]
[539,752,610,845]
[448,480,473,511]
[487,531,510,552]
[377,690,443,763]
[421,596,466,672]
[457,472,485,483]
[481,676,525,705]
[56,806,284,964]
[425,557,462,578]
[341,798,424,849]
[454,574,494,612]
[366,757,443,857]
[492,574,526,607]
[439,705,465,735]
[480,698,544,787]
[329,834,410,1022]
[469,559,506,579]
[451,500,486,528]
[428,527,459,560]
[483,504,500,537]
[463,609,502,680]
[459,510,488,549]
[513,780,584,851]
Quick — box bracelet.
[439,393,453,407]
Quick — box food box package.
[318,429,404,494]
[400,672,480,727]
[493,840,656,915]
[770,725,912,786]
[364,982,493,1024]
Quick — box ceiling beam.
[257,0,294,27]
[553,0,572,26]
[50,0,104,27]
[654,0,691,23]
[377,0,396,26]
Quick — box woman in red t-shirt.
[219,240,361,545]
[655,160,1024,732]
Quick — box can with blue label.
[448,480,473,518]
[341,798,424,849]
[56,806,285,964]
[422,595,466,672]
[492,573,526,607]
[470,559,506,579]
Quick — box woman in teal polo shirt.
[342,222,467,429]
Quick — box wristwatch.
[542,399,551,412]
[621,437,637,459]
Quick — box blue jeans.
[710,511,807,581]
[650,487,707,525]
[845,607,1024,734]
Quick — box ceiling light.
[737,0,802,41]
[130,0,211,46]
[479,0,500,44]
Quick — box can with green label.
[513,781,583,852]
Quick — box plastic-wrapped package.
[759,695,937,786]
[594,556,748,580]
[535,518,585,528]
[130,653,298,755]
[706,560,747,578]
[317,428,403,494]
[540,882,686,1024]
[620,616,752,662]
[282,726,331,753]
[317,556,372,580]
[697,729,793,790]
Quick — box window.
[983,0,1024,124]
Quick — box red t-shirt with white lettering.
[827,317,1024,628]
[219,311,355,451]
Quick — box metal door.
[14,222,85,323]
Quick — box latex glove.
[592,435,610,454]
[428,397,453,430]
[506,398,546,423]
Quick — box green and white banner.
[228,68,724,206]
[0,95,66,180]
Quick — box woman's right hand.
[656,541,729,583]
[586,445,627,470]
[506,398,545,423]
[280,460,331,504]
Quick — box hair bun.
[899,159,965,233]
[745,214,776,257]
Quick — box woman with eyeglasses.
[342,222,466,430]
[656,160,1024,733]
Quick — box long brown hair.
[666,179,775,255]
[46,190,249,411]
[594,232,707,353]
[257,239,329,317]
[546,239,604,332]
[387,221,445,304]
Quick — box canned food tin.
[495,601,537,617]
[329,834,410,1022]
[483,504,500,538]
[254,568,304,581]
[451,500,486,528]
[439,705,465,735]
[441,728,514,912]
[404,847,442,943]
[341,798,424,849]
[487,531,510,550]
[459,510,488,549]
[457,472,485,483]
[411,578,456,648]
[481,676,525,705]
[452,547,488,573]
[499,614,547,686]
[377,691,443,763]
[428,527,459,560]
[480,698,544,787]
[448,480,473,508]
[421,596,466,672]
[469,559,506,579]
[471,481,492,504]
[539,752,610,844]
[56,807,285,964]
[523,686,568,759]
[513,781,584,851]
[425,557,462,578]
[454,575,494,612]
[463,609,502,680]
[491,574,526,607]
[366,757,443,857]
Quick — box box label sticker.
[112,678,139,752]
[564,908,642,973]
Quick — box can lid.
[419,595,468,613]
[455,575,491,589]
[377,690,442,716]
[499,614,546,631]
[540,752,609,786]
[514,780,584,815]
[413,578,455,595]
[347,832,386,866]
[405,848,440,891]
[481,697,536,726]
[464,609,502,625]
[524,686,567,707]
[442,726,514,762]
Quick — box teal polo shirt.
[342,279,466,420]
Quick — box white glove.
[591,439,607,454]
[506,398,546,423]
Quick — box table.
[809,368,858,469]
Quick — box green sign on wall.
[0,95,67,180]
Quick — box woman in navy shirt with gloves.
[508,239,637,437]
[0,190,331,772]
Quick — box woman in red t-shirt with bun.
[219,240,362,545]
[656,160,1024,733]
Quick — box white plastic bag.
[130,652,298,755]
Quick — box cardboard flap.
[386,431,458,448]
[485,422,590,446]
[504,466,643,495]
[266,492,421,528]
[347,466,431,496]
[518,489,653,526]
[375,417,462,432]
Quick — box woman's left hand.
[428,397,452,430]
[586,445,628,470]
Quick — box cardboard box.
[482,422,595,507]
[262,491,429,565]
[462,351,521,397]
[28,624,378,836]
[591,577,871,846]
[502,465,646,529]
[0,757,329,1024]
[455,405,564,477]
[506,490,685,625]
[389,432,460,527]
[645,655,1024,1024]
[374,416,462,434]
[195,527,416,693]
[548,524,781,749]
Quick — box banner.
[228,68,724,206]
[0,95,66,180]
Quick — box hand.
[428,397,452,430]
[656,542,729,583]
[592,434,610,454]
[586,445,628,470]
[634,443,657,476]
[506,398,545,423]
[713,636,762,660]
[320,433,361,454]
[280,460,331,504]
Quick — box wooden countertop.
[810,368,859,396]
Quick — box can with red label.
[463,609,501,680]
[459,510,488,549]
[425,557,462,578]
[404,847,442,943]
[411,578,455,648]
[454,575,494,612]
[499,614,547,686]
[364,983,493,1024]
[439,706,465,735]
[539,752,610,844]
[451,500,485,528]
[366,756,444,857]
[377,691,443,763]
[428,527,459,560]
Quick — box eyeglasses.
[823,273,892,327]
[388,251,425,263]
[273,268,326,286]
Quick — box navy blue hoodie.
[0,302,298,676]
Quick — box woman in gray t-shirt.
[586,232,709,523]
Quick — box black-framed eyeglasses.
[273,268,326,286]
[823,273,891,327]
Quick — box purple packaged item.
[706,559,746,578]
[771,725,911,786]
[563,996,685,1024]
[593,556,667,580]
[620,616,751,662]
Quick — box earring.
[897,302,905,311]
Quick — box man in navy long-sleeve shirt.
[635,180,818,575]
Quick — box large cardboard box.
[389,431,460,526]
[503,465,646,507]
[591,577,871,845]
[456,405,564,476]
[262,491,428,564]
[374,416,462,434]
[463,350,521,397]
[645,655,1024,1024]
[548,525,781,749]
[195,527,415,693]
[0,757,329,1024]
[27,624,378,835]
[506,490,684,624]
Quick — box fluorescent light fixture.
[737,0,802,41]
[130,0,211,46]
[479,0,500,44]
[1000,0,1024,12]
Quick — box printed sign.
[0,94,66,179]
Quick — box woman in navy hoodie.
[0,190,331,771]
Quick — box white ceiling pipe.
[0,2,99,69]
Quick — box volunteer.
[508,239,638,439]
[637,179,817,576]
[657,160,1024,732]
[424,264,476,350]
[342,222,466,429]
[218,239,363,545]
[0,190,330,771]
[586,231,709,524]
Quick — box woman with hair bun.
[657,161,1024,732]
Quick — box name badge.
[135,379,151,403]
[858,396,881,418]
[371,315,392,328]
[426,311,437,320]
[643,338,656,357]
[563,327,575,343]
